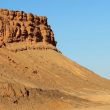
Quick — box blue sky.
[0,0,110,78]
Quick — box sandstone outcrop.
[0,9,56,48]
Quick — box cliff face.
[0,9,56,48]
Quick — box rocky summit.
[0,9,110,110]
[0,9,56,49]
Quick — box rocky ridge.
[0,9,56,50]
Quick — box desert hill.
[0,9,110,110]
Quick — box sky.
[0,0,110,79]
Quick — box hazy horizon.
[0,0,110,79]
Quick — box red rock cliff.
[0,9,56,48]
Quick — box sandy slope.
[76,105,110,110]
[0,47,110,110]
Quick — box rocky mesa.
[0,9,110,110]
[0,9,56,50]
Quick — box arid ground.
[0,47,110,110]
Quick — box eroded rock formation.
[0,9,56,48]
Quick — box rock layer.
[0,9,56,47]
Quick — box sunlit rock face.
[0,9,56,48]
